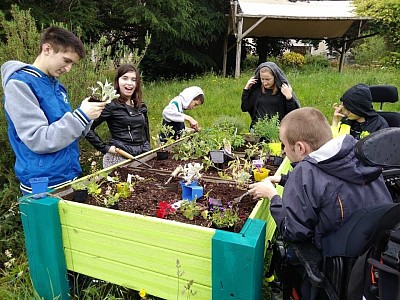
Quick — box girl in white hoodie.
[160,86,204,142]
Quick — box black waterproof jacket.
[241,62,300,127]
[270,135,392,248]
[86,100,150,154]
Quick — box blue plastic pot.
[29,177,49,199]
[180,181,203,201]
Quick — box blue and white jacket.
[1,60,91,193]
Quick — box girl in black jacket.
[86,64,150,168]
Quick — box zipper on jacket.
[128,125,134,142]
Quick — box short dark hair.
[281,107,332,151]
[114,64,143,108]
[39,27,85,59]
[194,94,204,104]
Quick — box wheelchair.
[267,127,400,300]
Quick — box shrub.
[304,54,330,70]
[352,35,390,66]
[280,52,305,68]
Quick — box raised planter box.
[19,143,291,300]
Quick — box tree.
[354,0,400,52]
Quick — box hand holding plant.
[89,79,119,103]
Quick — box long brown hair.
[113,64,143,108]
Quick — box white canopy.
[236,0,366,39]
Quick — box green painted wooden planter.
[19,149,291,300]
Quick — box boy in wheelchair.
[248,108,399,300]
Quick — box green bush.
[352,35,390,66]
[280,52,305,68]
[304,54,330,70]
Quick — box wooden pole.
[339,41,347,73]
[235,17,243,79]
[19,196,70,300]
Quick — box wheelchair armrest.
[291,242,325,287]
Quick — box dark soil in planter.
[84,164,263,233]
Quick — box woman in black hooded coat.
[241,62,301,129]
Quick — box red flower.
[156,201,176,219]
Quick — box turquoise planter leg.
[19,196,70,300]
[212,219,266,299]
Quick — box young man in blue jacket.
[1,26,106,193]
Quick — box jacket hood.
[254,62,300,106]
[179,86,204,109]
[340,84,377,117]
[305,135,382,185]
[1,61,29,89]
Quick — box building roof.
[234,0,369,39]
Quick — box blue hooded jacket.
[1,61,91,192]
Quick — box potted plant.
[252,166,270,182]
[153,125,176,160]
[71,181,88,203]
[88,79,120,103]
[179,163,204,201]
[207,201,240,231]
[253,115,281,156]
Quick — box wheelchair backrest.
[321,203,400,258]
[355,127,400,168]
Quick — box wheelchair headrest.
[369,85,398,104]
[355,128,400,167]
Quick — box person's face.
[118,71,137,100]
[279,127,303,163]
[44,44,80,77]
[187,99,202,110]
[340,102,362,121]
[260,71,275,90]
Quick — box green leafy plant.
[71,181,88,191]
[253,114,280,143]
[179,200,204,220]
[206,199,240,229]
[227,157,252,189]
[152,124,176,151]
[89,79,119,103]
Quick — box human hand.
[281,83,293,100]
[245,76,257,89]
[265,174,281,184]
[186,116,199,131]
[80,98,107,120]
[332,102,345,126]
[248,179,278,199]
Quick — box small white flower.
[5,249,12,258]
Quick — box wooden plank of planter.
[59,201,214,299]
[128,166,239,184]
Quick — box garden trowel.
[165,165,183,185]
[233,191,250,204]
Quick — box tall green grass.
[142,67,400,140]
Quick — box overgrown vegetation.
[0,6,399,299]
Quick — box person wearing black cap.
[332,83,389,139]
